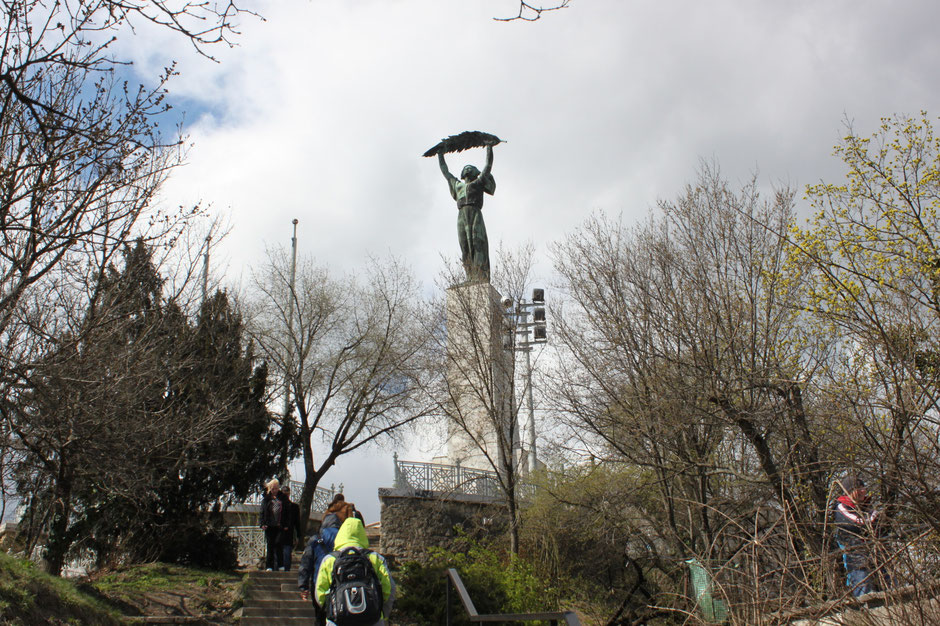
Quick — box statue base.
[440,282,516,472]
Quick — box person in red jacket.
[832,475,881,597]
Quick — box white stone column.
[440,282,514,473]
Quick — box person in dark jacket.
[280,485,302,571]
[833,475,881,597]
[259,478,291,571]
[298,495,350,626]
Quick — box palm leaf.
[423,131,502,157]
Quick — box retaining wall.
[378,487,508,563]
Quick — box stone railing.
[393,455,502,499]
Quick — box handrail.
[445,568,581,625]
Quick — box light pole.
[201,234,211,305]
[280,219,299,479]
[504,289,547,474]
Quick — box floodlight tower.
[504,289,547,474]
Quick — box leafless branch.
[494,0,570,22]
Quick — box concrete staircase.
[240,569,317,625]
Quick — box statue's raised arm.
[439,152,458,200]
[438,152,455,181]
[482,144,494,177]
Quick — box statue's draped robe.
[448,172,495,282]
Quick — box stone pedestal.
[436,282,515,472]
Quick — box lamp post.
[283,218,299,417]
[201,234,211,305]
[503,289,547,474]
[280,219,299,479]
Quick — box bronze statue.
[425,132,501,283]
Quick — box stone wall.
[378,487,508,563]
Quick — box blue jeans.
[838,540,872,597]
[281,542,293,571]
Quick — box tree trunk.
[44,465,73,576]
[297,400,315,542]
[507,485,520,555]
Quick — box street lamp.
[280,219,299,480]
[503,288,547,474]
[283,218,299,420]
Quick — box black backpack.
[326,546,383,625]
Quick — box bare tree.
[250,252,435,537]
[0,0,257,367]
[0,0,253,326]
[548,164,846,620]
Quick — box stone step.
[245,588,305,601]
[253,569,298,578]
[242,593,311,607]
[249,576,298,585]
[241,570,317,623]
[243,605,317,618]
[248,579,299,589]
[246,584,303,595]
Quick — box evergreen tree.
[14,241,278,573]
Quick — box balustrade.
[393,455,509,499]
[243,480,337,511]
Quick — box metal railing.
[229,525,266,567]
[446,568,581,625]
[230,480,339,567]
[394,455,539,502]
[394,456,502,499]
[243,479,338,512]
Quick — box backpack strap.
[330,546,371,559]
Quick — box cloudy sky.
[119,0,940,520]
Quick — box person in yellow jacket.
[315,516,395,626]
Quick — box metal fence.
[229,525,266,567]
[394,456,504,499]
[230,481,340,567]
[243,479,338,512]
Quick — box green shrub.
[394,536,561,625]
